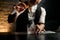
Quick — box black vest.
[34,5,41,25]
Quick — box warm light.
[0,25,10,32]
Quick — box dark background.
[43,0,60,31]
[44,0,60,21]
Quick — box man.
[8,0,46,34]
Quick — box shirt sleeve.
[39,7,46,23]
[11,10,16,15]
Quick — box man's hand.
[36,24,45,33]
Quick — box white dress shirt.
[39,7,46,23]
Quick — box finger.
[39,28,44,33]
[43,29,45,32]
[14,6,16,9]
[35,28,40,34]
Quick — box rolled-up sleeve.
[39,7,46,23]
